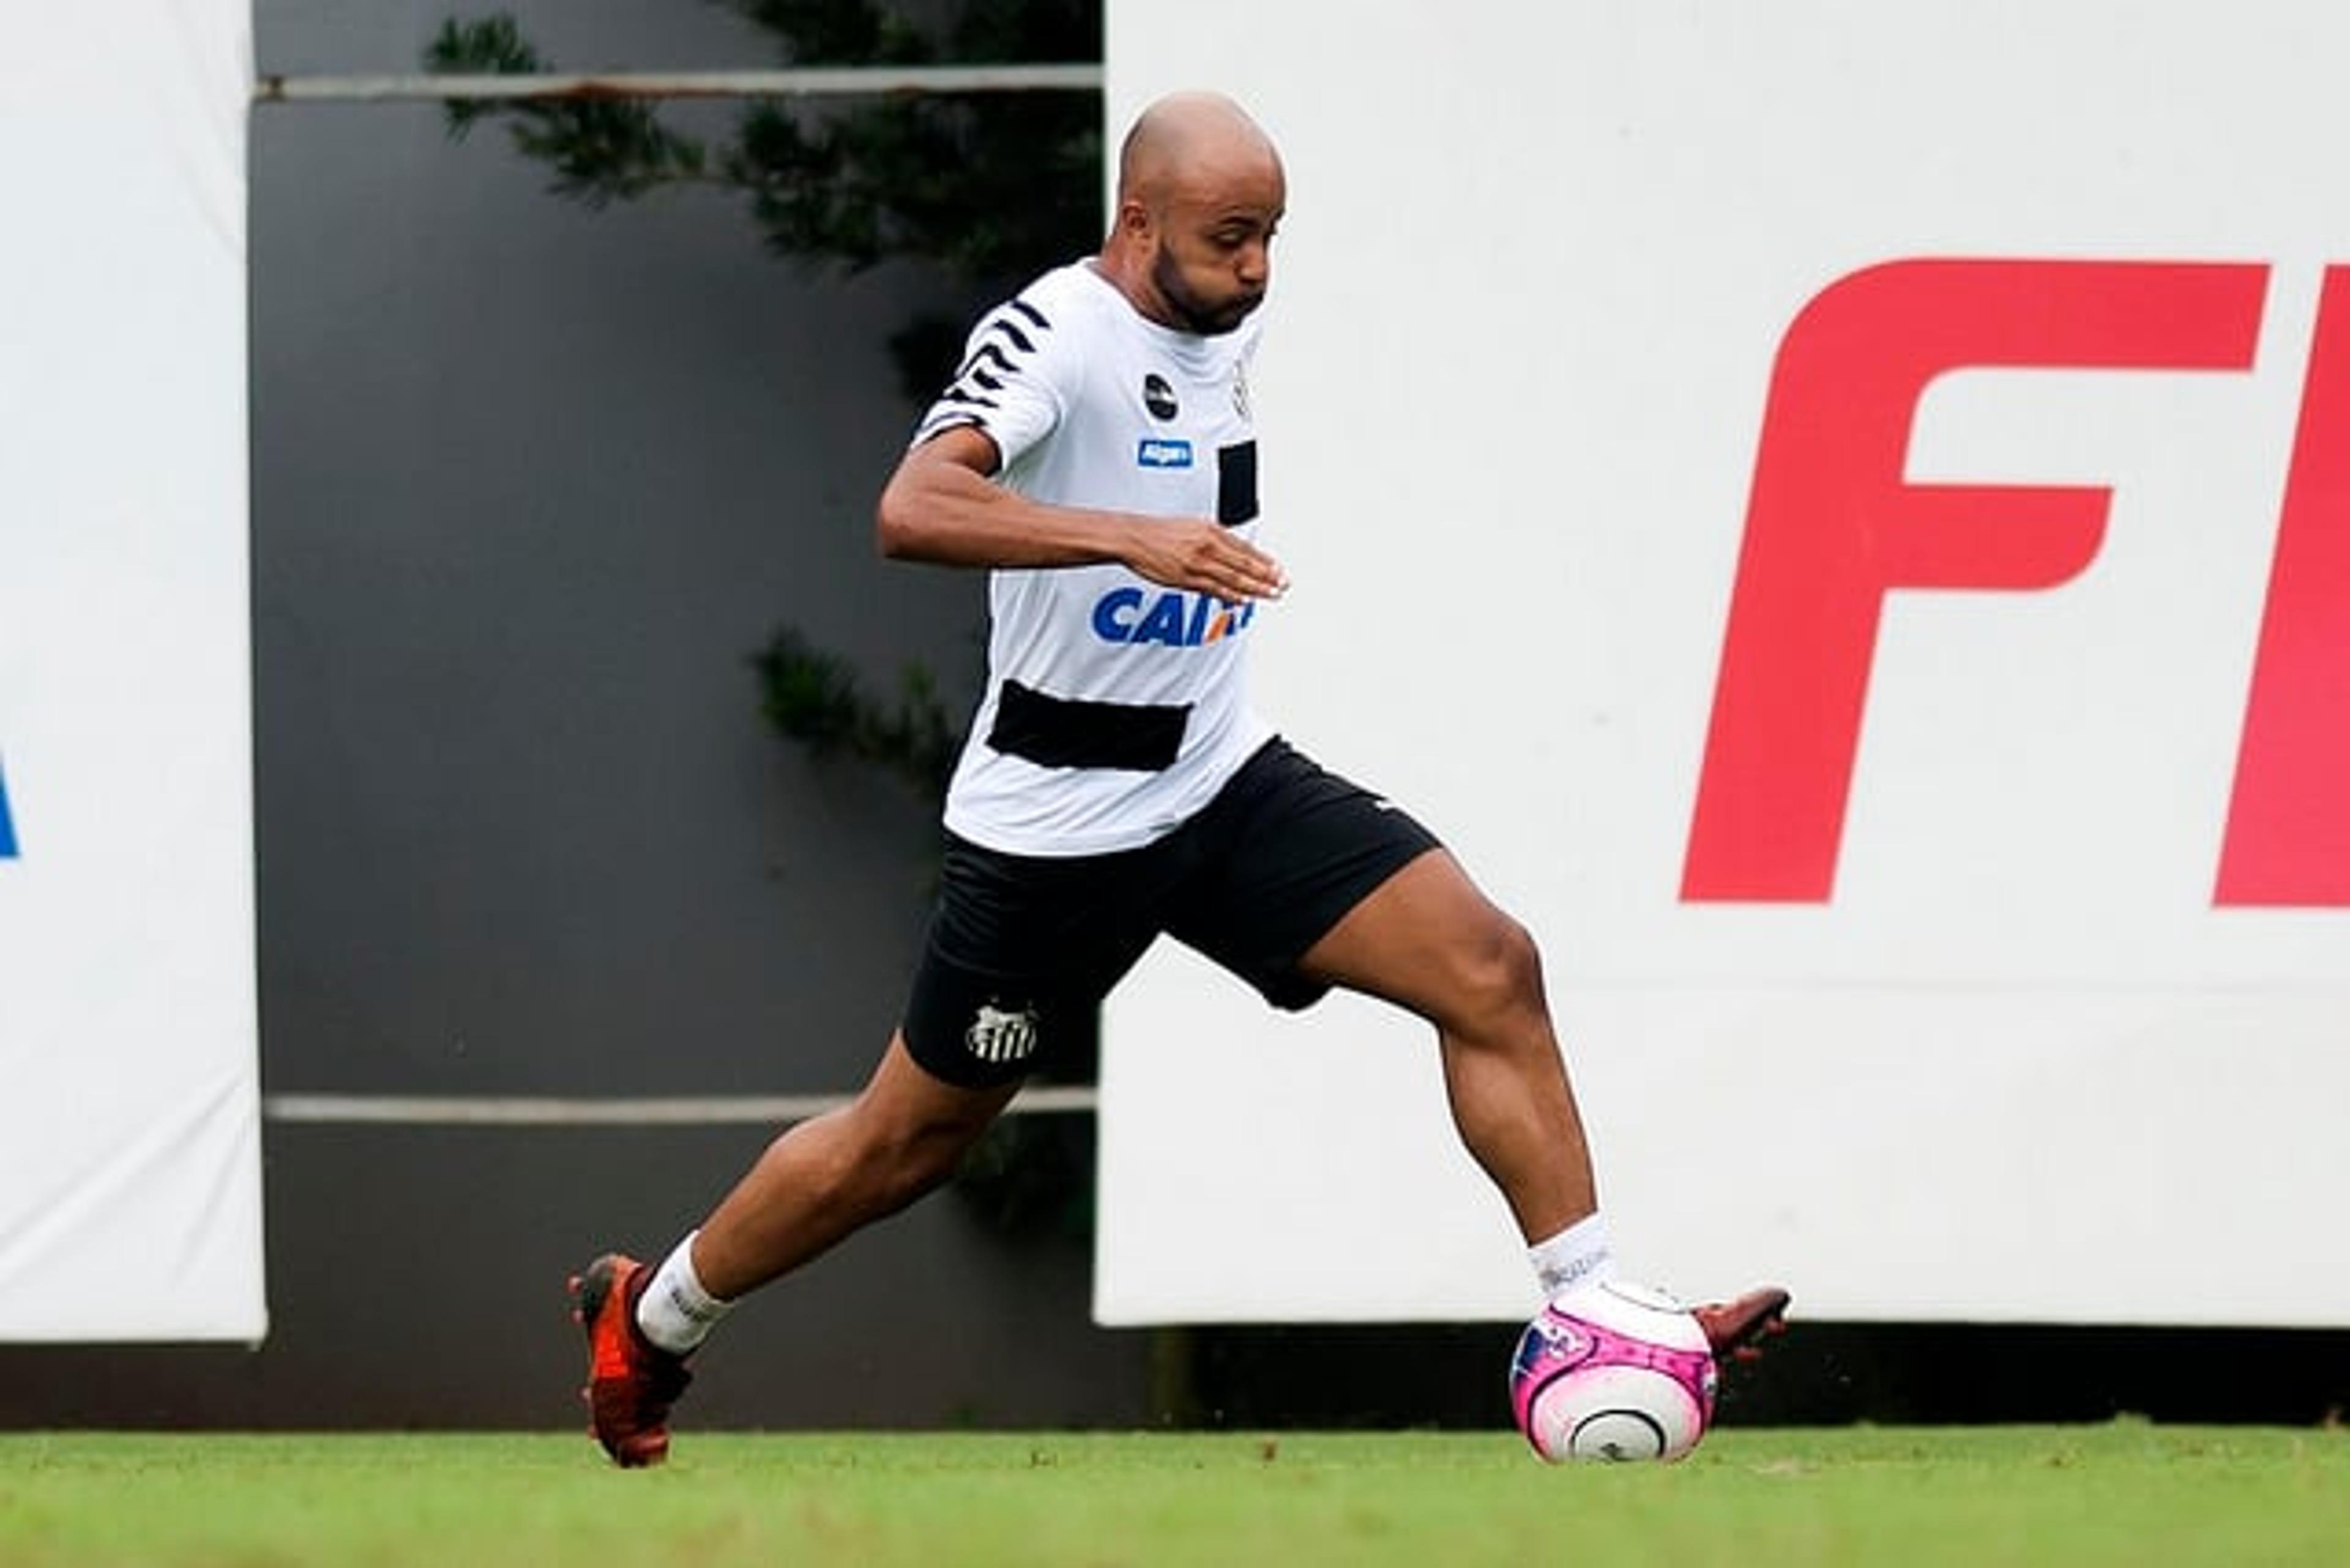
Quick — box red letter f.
[1682,259,2267,902]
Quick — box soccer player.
[572,91,1788,1466]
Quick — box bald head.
[1116,92,1283,210]
[1102,93,1286,335]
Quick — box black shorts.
[901,737,1442,1088]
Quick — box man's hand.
[1122,517,1290,602]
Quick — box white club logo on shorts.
[965,1001,1042,1066]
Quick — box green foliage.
[950,1109,1095,1241]
[720,1,930,65]
[428,17,709,202]
[427,3,1102,283]
[750,625,962,799]
[433,6,1105,1210]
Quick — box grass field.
[2,1424,2344,1566]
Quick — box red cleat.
[1692,1285,1792,1364]
[570,1252,692,1468]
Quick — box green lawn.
[1,1424,2343,1567]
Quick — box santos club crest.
[966,1001,1042,1065]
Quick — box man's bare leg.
[692,1032,1020,1299]
[1297,849,1597,1244]
[1299,849,1788,1351]
[573,1036,1013,1466]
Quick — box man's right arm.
[875,425,1289,603]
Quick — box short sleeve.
[909,293,1069,469]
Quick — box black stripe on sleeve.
[957,343,1019,381]
[1009,298,1051,332]
[985,316,1036,354]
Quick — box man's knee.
[840,1099,991,1213]
[1441,908,1550,1037]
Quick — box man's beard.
[1154,247,1262,335]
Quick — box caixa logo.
[1683,258,2350,908]
[1091,585,1258,648]
[0,754,17,859]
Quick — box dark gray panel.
[250,99,991,1096]
[256,1,783,77]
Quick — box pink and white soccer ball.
[1510,1280,1718,1462]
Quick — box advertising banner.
[0,2,263,1340]
[1099,1,2350,1325]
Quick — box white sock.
[634,1231,735,1356]
[1529,1212,1616,1299]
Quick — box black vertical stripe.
[1217,441,1260,526]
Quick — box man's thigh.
[1163,739,1441,1010]
[900,832,1168,1087]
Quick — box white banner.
[0,3,263,1340]
[1099,1,2350,1326]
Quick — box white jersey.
[913,260,1275,856]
